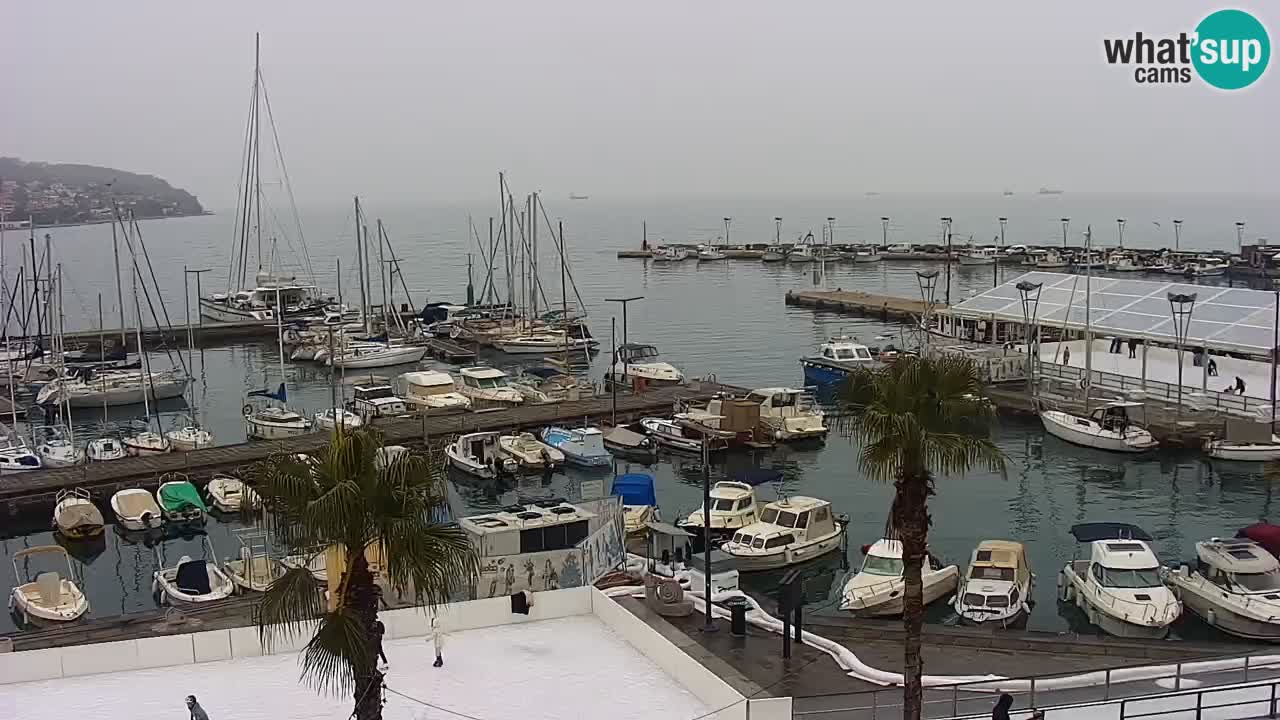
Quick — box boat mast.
[353,197,369,336]
[559,220,569,368]
[253,33,263,275]
[27,223,43,353]
[362,223,373,334]
[1084,225,1093,414]
[276,285,286,403]
[110,217,126,346]
[132,264,154,432]
[530,191,538,318]
[56,264,74,446]
[376,218,389,333]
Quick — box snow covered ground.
[1040,338,1275,402]
[0,615,709,720]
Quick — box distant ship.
[569,194,589,200]
[865,191,880,196]
[1038,187,1064,195]
[1003,189,1015,197]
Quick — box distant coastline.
[0,210,214,231]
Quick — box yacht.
[747,387,828,441]
[607,343,684,387]
[840,538,959,616]
[1164,538,1280,641]
[498,432,564,472]
[446,431,517,479]
[200,274,328,324]
[312,407,364,432]
[328,342,427,369]
[9,546,90,624]
[696,245,728,261]
[952,540,1034,628]
[245,405,312,440]
[400,370,471,412]
[720,496,845,571]
[800,336,882,387]
[349,382,409,421]
[494,332,593,355]
[540,426,610,467]
[1059,522,1181,639]
[852,246,883,264]
[36,369,188,408]
[957,246,998,266]
[678,481,761,546]
[37,430,84,467]
[456,366,524,408]
[761,246,788,263]
[1040,401,1157,453]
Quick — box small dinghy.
[153,538,235,604]
[446,431,518,479]
[52,488,105,540]
[206,474,255,513]
[155,474,208,525]
[110,487,164,531]
[86,436,127,462]
[603,424,658,462]
[612,473,660,535]
[540,426,611,467]
[223,531,283,593]
[498,432,564,471]
[9,545,89,624]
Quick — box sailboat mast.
[253,33,263,274]
[376,219,388,330]
[56,264,73,445]
[111,219,126,346]
[132,265,153,428]
[531,191,538,318]
[559,221,569,367]
[353,197,369,335]
[275,287,286,390]
[362,224,373,335]
[1084,225,1093,414]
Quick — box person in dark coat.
[1208,358,1218,376]
[992,693,1013,720]
[1237,376,1247,394]
[186,695,210,720]
[1128,337,1138,359]
[373,618,388,666]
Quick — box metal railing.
[1035,362,1262,417]
[1120,679,1280,719]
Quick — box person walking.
[1128,337,1138,359]
[1208,357,1218,377]
[1236,376,1247,395]
[992,693,1013,720]
[186,695,210,720]
[1062,346,1071,366]
[373,617,388,668]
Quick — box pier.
[423,337,478,363]
[784,290,938,321]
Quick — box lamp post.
[917,270,939,354]
[1168,292,1197,418]
[1236,221,1246,252]
[881,217,890,247]
[828,217,836,246]
[1117,218,1126,249]
[1016,281,1043,395]
[605,296,643,387]
[724,217,732,247]
[774,217,782,246]
[940,217,953,306]
[1060,218,1070,248]
[996,217,1008,288]
[1174,219,1183,251]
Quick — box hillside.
[0,156,205,226]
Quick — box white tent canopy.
[950,272,1280,355]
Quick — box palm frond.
[299,609,374,696]
[258,565,328,650]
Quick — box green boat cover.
[159,481,208,513]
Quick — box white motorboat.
[787,245,817,264]
[9,546,89,623]
[747,387,828,441]
[329,343,427,369]
[1058,522,1181,639]
[281,550,330,583]
[852,246,884,263]
[540,426,612,467]
[952,540,1033,628]
[651,246,689,262]
[607,343,684,387]
[678,481,761,545]
[602,424,658,461]
[446,431,518,479]
[37,435,84,467]
[1106,251,1144,272]
[1033,249,1070,269]
[1072,251,1107,270]
[1183,257,1229,277]
[312,407,364,432]
[86,436,127,462]
[207,474,254,513]
[456,366,525,408]
[957,246,998,266]
[761,246,788,263]
[110,488,164,531]
[122,430,172,456]
[199,276,327,324]
[155,475,208,525]
[840,538,959,616]
[697,245,727,261]
[498,432,564,472]
[494,332,593,355]
[1040,401,1158,453]
[1205,435,1280,462]
[52,488,105,540]
[245,405,312,440]
[401,371,472,412]
[349,382,409,420]
[0,440,42,475]
[639,417,704,453]
[721,497,845,571]
[153,539,236,604]
[612,473,659,535]
[166,426,214,452]
[1165,538,1280,641]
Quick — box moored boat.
[9,545,89,623]
[1058,522,1181,639]
[540,426,611,467]
[110,488,164,531]
[840,538,959,616]
[446,431,517,479]
[498,432,564,472]
[952,540,1033,627]
[1040,401,1158,453]
[1164,537,1280,641]
[52,488,105,540]
[720,496,845,571]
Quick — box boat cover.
[611,473,657,507]
[57,503,104,530]
[1239,523,1280,558]
[605,427,648,449]
[175,559,212,594]
[159,482,208,513]
[735,468,784,486]
[1069,522,1152,543]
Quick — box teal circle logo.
[1192,9,1270,90]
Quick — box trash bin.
[725,596,750,637]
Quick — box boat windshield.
[971,566,1015,581]
[861,554,904,576]
[1232,570,1280,592]
[760,507,779,524]
[475,376,509,389]
[628,346,659,360]
[356,386,395,400]
[1097,566,1161,588]
[713,498,737,511]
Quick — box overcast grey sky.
[4,1,1276,207]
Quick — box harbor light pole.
[723,217,731,247]
[774,217,782,246]
[1060,218,1070,248]
[916,270,939,354]
[605,296,643,387]
[1236,221,1247,252]
[1174,219,1183,251]
[1016,281,1043,395]
[1168,292,1197,418]
[996,217,1008,288]
[1117,218,1126,249]
[828,217,836,246]
[881,217,889,247]
[940,217,953,306]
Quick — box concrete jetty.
[784,290,939,322]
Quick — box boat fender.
[1206,608,1217,626]
[242,404,254,417]
[1079,378,1089,390]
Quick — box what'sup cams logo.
[1104,9,1270,89]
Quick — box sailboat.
[245,289,312,440]
[1039,226,1158,453]
[37,264,85,467]
[0,235,41,474]
[166,289,214,452]
[122,267,172,457]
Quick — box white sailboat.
[122,268,172,457]
[245,287,311,440]
[37,265,85,467]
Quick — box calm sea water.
[3,193,1279,637]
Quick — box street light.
[1173,219,1183,251]
[1016,281,1043,394]
[1061,218,1070,248]
[1168,291,1197,417]
[998,217,1008,248]
[774,217,782,246]
[828,217,836,246]
[917,270,939,353]
[1236,221,1246,252]
[881,217,890,246]
[724,217,732,247]
[1117,218,1126,249]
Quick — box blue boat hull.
[801,359,849,387]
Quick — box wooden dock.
[0,381,739,513]
[784,289,940,321]
[424,338,477,363]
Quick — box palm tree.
[245,428,478,720]
[841,355,1005,720]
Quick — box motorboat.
[0,441,42,475]
[1072,251,1107,270]
[607,343,684,388]
[1183,257,1229,277]
[110,487,164,531]
[166,425,214,452]
[313,407,364,432]
[456,366,525,408]
[1107,251,1144,272]
[123,430,172,456]
[720,496,845,571]
[540,426,611,467]
[199,275,327,324]
[329,343,427,369]
[957,246,998,266]
[35,369,188,408]
[1058,522,1181,639]
[207,474,254,513]
[639,417,704,454]
[678,481,761,546]
[153,538,236,604]
[747,387,827,441]
[155,475,209,525]
[852,246,883,263]
[651,245,689,262]
[223,533,284,593]
[952,540,1034,628]
[509,380,558,405]
[839,538,959,616]
[800,335,882,387]
[37,433,84,467]
[245,405,312,440]
[696,245,727,261]
[446,431,518,478]
[1033,249,1070,269]
[86,436,127,462]
[1204,420,1280,461]
[52,488,104,540]
[1040,401,1158,453]
[787,245,817,264]
[602,424,658,462]
[1164,538,1280,641]
[400,371,472,412]
[349,382,410,420]
[9,546,89,623]
[761,246,788,263]
[498,432,564,472]
[613,473,660,534]
[515,366,592,403]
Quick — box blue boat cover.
[734,468,783,486]
[611,473,657,506]
[1069,522,1152,543]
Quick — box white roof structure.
[950,271,1280,354]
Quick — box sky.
[3,1,1277,208]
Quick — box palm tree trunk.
[894,470,933,720]
[346,552,384,720]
